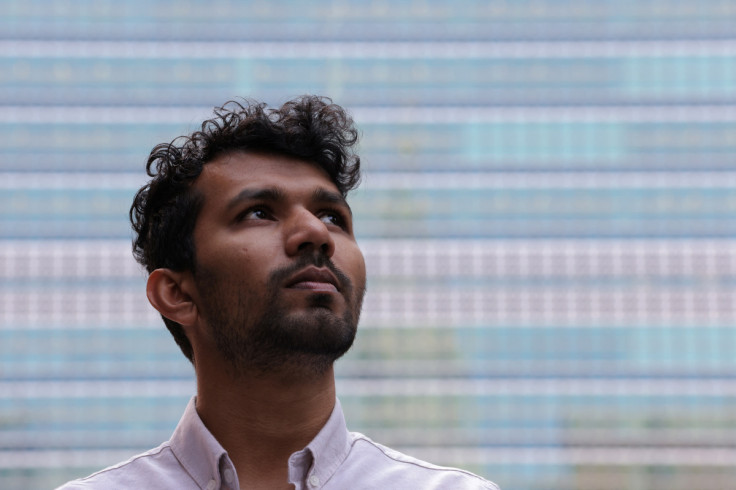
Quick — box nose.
[284,208,336,258]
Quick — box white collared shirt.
[57,397,499,490]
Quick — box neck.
[195,359,337,489]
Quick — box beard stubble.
[195,253,365,378]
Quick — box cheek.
[345,244,367,291]
[197,240,270,288]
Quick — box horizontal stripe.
[3,359,733,381]
[3,446,736,469]
[4,238,736,278]
[2,40,735,60]
[3,427,733,450]
[406,446,736,467]
[4,171,736,190]
[2,104,735,124]
[2,287,735,329]
[2,378,735,399]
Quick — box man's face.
[189,152,366,377]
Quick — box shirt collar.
[169,396,351,489]
[169,397,236,490]
[289,398,352,487]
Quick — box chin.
[307,292,337,308]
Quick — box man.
[58,96,499,489]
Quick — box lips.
[285,266,340,293]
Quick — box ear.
[146,268,198,328]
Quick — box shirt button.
[206,479,217,490]
[308,474,320,487]
[223,468,235,484]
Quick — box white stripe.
[0,359,723,380]
[2,40,735,59]
[3,239,735,329]
[404,446,736,467]
[3,171,736,190]
[0,380,194,399]
[353,104,736,123]
[336,378,736,397]
[2,378,735,399]
[2,238,734,249]
[0,449,145,469]
[2,238,736,278]
[359,171,736,189]
[3,447,736,470]
[0,105,213,124]
[0,172,146,189]
[364,427,736,447]
[2,104,736,124]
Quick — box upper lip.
[285,266,340,291]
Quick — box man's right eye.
[236,207,272,222]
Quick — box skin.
[146,152,367,490]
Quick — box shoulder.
[55,442,192,490]
[340,432,500,490]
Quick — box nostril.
[297,241,330,253]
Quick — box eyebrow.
[225,186,352,215]
[225,187,285,211]
[312,187,353,216]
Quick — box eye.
[235,206,273,222]
[319,210,348,230]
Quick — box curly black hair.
[129,95,361,362]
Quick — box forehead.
[195,152,339,201]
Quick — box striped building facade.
[1,2,736,489]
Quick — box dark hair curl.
[129,95,361,363]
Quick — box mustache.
[268,252,352,292]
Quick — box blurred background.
[1,1,736,489]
